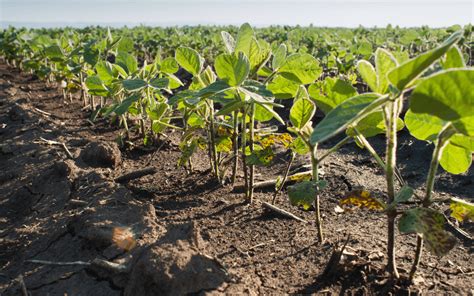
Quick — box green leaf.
[440,141,472,174]
[279,53,322,84]
[95,61,117,84]
[246,147,274,166]
[310,93,387,144]
[215,100,245,116]
[347,111,404,138]
[290,136,309,155]
[44,45,64,61]
[357,60,377,92]
[149,77,169,89]
[405,110,446,141]
[450,134,474,152]
[117,37,134,53]
[234,23,254,56]
[267,75,299,99]
[122,79,147,92]
[409,69,474,136]
[375,48,398,94]
[85,75,108,97]
[272,44,287,70]
[388,30,463,90]
[288,180,327,210]
[116,52,138,75]
[216,137,233,153]
[308,77,357,114]
[388,185,414,209]
[83,46,99,66]
[450,198,474,222]
[398,208,456,257]
[175,46,203,76]
[441,45,465,70]
[214,52,250,87]
[254,103,274,122]
[114,94,140,115]
[290,87,316,129]
[221,31,236,54]
[187,113,205,128]
[248,38,271,74]
[161,57,179,74]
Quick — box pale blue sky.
[0,0,472,28]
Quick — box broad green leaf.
[288,180,327,210]
[290,136,309,155]
[272,44,287,70]
[441,46,465,70]
[85,75,108,97]
[234,23,254,56]
[398,208,456,257]
[279,53,322,85]
[175,46,203,76]
[149,77,169,89]
[187,113,205,127]
[310,93,387,144]
[117,37,134,52]
[215,100,245,116]
[44,45,64,61]
[267,75,299,99]
[347,111,404,138]
[254,103,274,122]
[450,198,474,222]
[450,134,474,152]
[216,137,233,153]
[116,52,138,75]
[357,60,377,92]
[95,61,117,84]
[440,142,472,174]
[122,79,147,91]
[147,103,168,120]
[340,190,386,211]
[114,94,140,115]
[388,30,463,90]
[358,41,373,56]
[248,38,271,74]
[405,110,446,141]
[161,57,179,74]
[375,48,398,94]
[389,185,414,209]
[221,31,235,54]
[409,69,474,136]
[308,77,357,114]
[83,46,99,66]
[290,87,315,129]
[246,147,274,166]
[214,52,250,87]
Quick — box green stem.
[316,136,351,164]
[409,124,453,282]
[231,110,239,186]
[311,144,324,242]
[241,106,249,198]
[383,101,400,279]
[208,100,220,181]
[272,151,295,204]
[248,103,255,203]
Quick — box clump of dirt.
[125,223,228,295]
[80,141,122,168]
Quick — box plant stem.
[310,144,324,242]
[272,151,295,205]
[409,124,453,282]
[231,110,239,186]
[248,103,255,203]
[208,100,220,182]
[383,101,400,279]
[241,106,249,198]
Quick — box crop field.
[0,24,473,295]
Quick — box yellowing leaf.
[340,190,386,211]
[450,198,474,222]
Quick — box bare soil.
[0,62,473,295]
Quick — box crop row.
[1,24,473,283]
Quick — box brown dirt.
[0,62,473,295]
